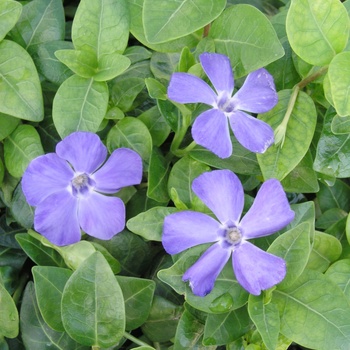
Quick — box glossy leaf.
[4,125,44,178]
[327,52,350,117]
[61,252,125,347]
[52,75,109,138]
[0,0,22,42]
[257,90,317,181]
[325,259,350,299]
[143,0,225,44]
[32,266,72,332]
[72,0,129,57]
[209,5,284,78]
[274,269,350,350]
[0,282,18,338]
[286,0,350,66]
[0,40,44,121]
[317,179,350,213]
[116,275,155,330]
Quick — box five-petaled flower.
[167,52,278,158]
[162,170,294,296]
[22,131,143,246]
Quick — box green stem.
[297,65,328,89]
[123,331,154,348]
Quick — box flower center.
[71,173,94,197]
[217,94,235,113]
[225,227,242,246]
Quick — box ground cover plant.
[1,0,350,349]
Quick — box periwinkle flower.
[22,131,142,246]
[162,170,294,296]
[167,52,278,158]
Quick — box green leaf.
[328,52,350,117]
[209,4,284,78]
[127,206,178,241]
[141,295,183,342]
[325,259,350,299]
[257,90,317,181]
[0,40,44,121]
[190,137,261,176]
[107,117,153,168]
[138,106,171,147]
[281,150,319,193]
[286,0,350,66]
[317,179,350,213]
[143,0,225,44]
[72,0,129,57]
[316,208,347,230]
[0,0,22,42]
[4,124,44,178]
[10,183,34,229]
[0,282,18,338]
[269,223,311,289]
[116,275,155,330]
[0,160,4,188]
[204,307,251,346]
[11,0,65,51]
[0,113,19,142]
[61,252,125,347]
[20,282,89,350]
[167,156,210,209]
[94,52,131,81]
[147,148,170,203]
[248,294,280,350]
[145,77,167,100]
[274,269,350,350]
[128,0,201,53]
[32,266,72,332]
[331,114,350,135]
[52,75,109,138]
[15,233,66,267]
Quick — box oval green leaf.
[0,282,18,338]
[52,75,109,138]
[286,0,350,66]
[0,0,22,41]
[61,252,125,347]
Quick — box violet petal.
[56,132,107,173]
[78,191,125,240]
[229,110,274,153]
[231,68,278,113]
[240,179,295,239]
[162,211,221,255]
[232,241,286,295]
[167,73,217,106]
[22,153,74,206]
[192,170,244,225]
[192,109,232,158]
[199,53,234,95]
[183,242,231,297]
[93,148,142,194]
[34,190,80,246]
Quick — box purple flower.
[167,53,277,158]
[22,131,142,246]
[162,170,294,296]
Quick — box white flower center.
[217,93,235,113]
[225,227,242,246]
[71,173,95,197]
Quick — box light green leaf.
[248,294,280,350]
[93,52,131,81]
[209,4,284,78]
[52,75,109,138]
[0,113,20,141]
[0,40,43,121]
[32,266,72,332]
[328,52,350,116]
[0,0,22,42]
[257,90,317,181]
[325,259,350,299]
[4,124,44,178]
[107,117,153,168]
[314,108,350,178]
[0,282,18,338]
[331,114,350,135]
[116,275,155,331]
[61,252,125,347]
[11,0,65,51]
[128,0,201,53]
[127,206,178,241]
[286,0,349,66]
[143,0,225,44]
[274,269,350,350]
[72,0,129,57]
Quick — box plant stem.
[123,331,154,348]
